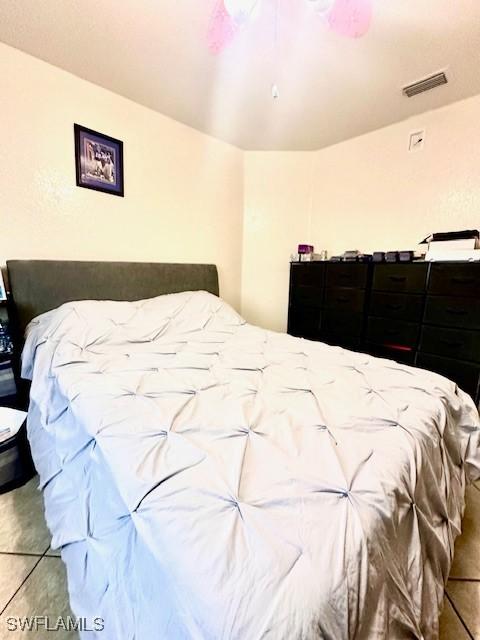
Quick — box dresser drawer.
[322,310,364,339]
[419,325,480,363]
[291,285,323,308]
[369,292,424,322]
[326,263,368,289]
[290,262,325,286]
[428,263,480,297]
[324,288,365,313]
[373,263,428,293]
[424,296,480,330]
[366,343,416,366]
[367,317,420,349]
[321,334,362,352]
[290,263,325,307]
[416,353,480,399]
[288,306,321,339]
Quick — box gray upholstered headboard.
[7,260,219,335]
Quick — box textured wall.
[3,43,480,332]
[0,43,244,309]
[242,94,480,331]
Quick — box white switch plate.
[409,130,425,152]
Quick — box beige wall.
[0,43,244,309]
[241,152,313,330]
[242,94,480,331]
[3,43,480,332]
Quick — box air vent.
[403,72,448,98]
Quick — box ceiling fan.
[207,0,373,55]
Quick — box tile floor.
[0,477,479,639]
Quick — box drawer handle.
[389,276,407,283]
[446,308,467,316]
[386,304,402,311]
[386,328,400,336]
[452,277,475,285]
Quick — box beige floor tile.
[45,547,61,558]
[0,477,51,555]
[1,557,77,639]
[0,553,38,613]
[450,485,480,579]
[439,597,471,640]
[447,580,480,639]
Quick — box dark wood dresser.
[288,261,480,403]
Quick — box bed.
[7,259,480,640]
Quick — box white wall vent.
[403,72,448,98]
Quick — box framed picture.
[74,124,124,197]
[0,270,6,301]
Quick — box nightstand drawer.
[428,263,480,297]
[324,288,365,312]
[322,310,364,339]
[424,296,480,330]
[419,325,480,363]
[369,292,424,322]
[416,353,480,399]
[367,317,420,349]
[326,263,368,289]
[288,306,321,339]
[373,263,428,293]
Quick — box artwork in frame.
[0,270,6,301]
[74,124,124,197]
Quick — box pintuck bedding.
[22,291,480,640]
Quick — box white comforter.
[22,291,480,640]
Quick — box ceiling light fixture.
[224,0,260,23]
[306,0,336,16]
[207,0,373,54]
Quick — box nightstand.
[0,300,34,492]
[0,418,34,493]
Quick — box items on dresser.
[425,248,480,262]
[290,246,328,262]
[288,261,480,403]
[420,229,479,247]
[343,250,361,261]
[385,251,399,263]
[297,244,314,262]
[421,229,480,262]
[399,251,414,262]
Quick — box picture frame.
[0,270,6,301]
[74,124,124,197]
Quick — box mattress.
[22,291,480,640]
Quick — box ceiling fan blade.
[207,0,242,54]
[327,0,372,38]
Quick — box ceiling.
[1,1,480,150]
